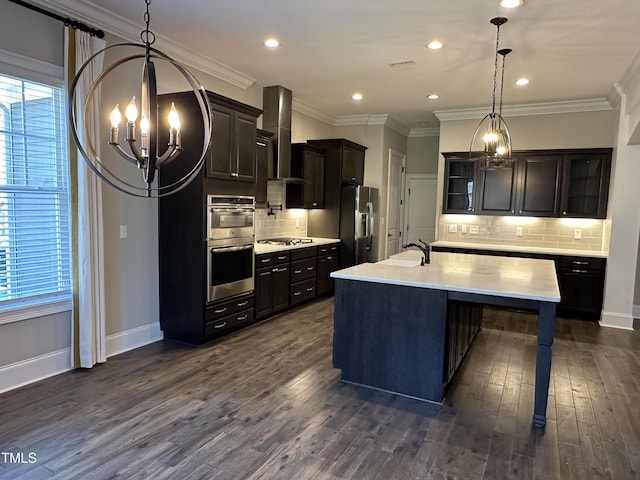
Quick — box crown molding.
[409,127,440,138]
[434,98,613,121]
[292,98,336,126]
[334,114,410,136]
[30,0,256,89]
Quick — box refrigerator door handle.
[365,201,374,250]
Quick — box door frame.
[384,148,406,259]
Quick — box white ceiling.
[39,0,640,130]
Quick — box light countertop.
[431,241,608,258]
[331,250,561,303]
[254,237,340,254]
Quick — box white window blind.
[0,74,71,309]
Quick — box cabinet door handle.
[294,269,302,274]
[572,261,589,265]
[214,322,227,329]
[327,256,334,260]
[259,271,271,277]
[231,172,239,177]
[351,177,356,181]
[571,269,589,274]
[214,307,227,314]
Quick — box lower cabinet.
[255,251,290,320]
[317,243,339,295]
[205,293,255,338]
[290,247,317,307]
[444,300,482,385]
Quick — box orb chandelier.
[68,0,212,197]
[469,17,513,170]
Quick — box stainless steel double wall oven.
[206,195,255,303]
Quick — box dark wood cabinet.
[286,143,325,208]
[560,150,611,219]
[444,148,611,219]
[307,139,367,238]
[255,130,272,207]
[478,154,561,216]
[255,251,290,320]
[316,243,339,295]
[290,247,317,306]
[442,156,477,214]
[157,90,261,344]
[444,300,482,385]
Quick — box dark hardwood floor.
[1,297,640,479]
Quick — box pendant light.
[68,0,212,197]
[469,17,514,170]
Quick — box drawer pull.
[307,266,314,271]
[237,301,249,307]
[277,256,287,260]
[273,267,287,273]
[261,258,272,263]
[214,307,227,314]
[293,291,302,296]
[306,287,314,292]
[572,260,589,265]
[294,269,302,274]
[214,322,227,329]
[259,271,271,277]
[571,269,589,274]
[327,256,334,260]
[236,314,248,321]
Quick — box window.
[0,73,71,312]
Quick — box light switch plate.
[574,229,582,240]
[119,225,128,239]
[516,226,523,237]
[461,224,468,234]
[448,224,458,233]
[470,225,479,235]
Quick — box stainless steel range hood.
[262,85,307,183]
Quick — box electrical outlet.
[461,224,468,234]
[119,225,128,239]
[448,224,458,233]
[516,226,523,237]
[574,229,582,240]
[470,225,479,235]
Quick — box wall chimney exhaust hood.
[262,85,307,184]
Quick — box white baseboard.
[0,348,72,395]
[599,310,635,330]
[106,321,163,358]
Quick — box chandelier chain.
[491,23,501,115]
[140,0,156,47]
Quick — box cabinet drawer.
[206,294,254,321]
[205,308,254,337]
[291,257,316,282]
[290,278,316,306]
[256,251,290,267]
[290,246,317,261]
[318,243,339,255]
[557,256,605,271]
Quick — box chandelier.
[469,17,513,170]
[68,0,212,197]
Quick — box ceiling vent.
[387,60,417,68]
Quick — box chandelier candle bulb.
[140,115,149,152]
[109,104,121,144]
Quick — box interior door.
[385,149,406,258]
[404,175,438,245]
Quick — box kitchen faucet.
[402,238,431,265]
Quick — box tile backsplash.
[438,215,608,252]
[255,182,308,240]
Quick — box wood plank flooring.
[1,297,640,479]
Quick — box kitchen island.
[330,250,561,428]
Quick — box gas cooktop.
[257,238,314,246]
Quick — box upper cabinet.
[286,143,325,209]
[560,150,611,219]
[206,97,262,183]
[477,153,562,216]
[341,144,365,185]
[442,156,477,214]
[443,148,612,219]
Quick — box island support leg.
[532,301,556,428]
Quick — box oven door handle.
[210,244,254,253]
[210,207,254,213]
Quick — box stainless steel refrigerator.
[339,185,378,268]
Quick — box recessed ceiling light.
[264,38,280,48]
[500,0,524,8]
[515,77,530,86]
[352,93,363,101]
[427,41,444,50]
[417,121,430,126]
[427,94,440,100]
